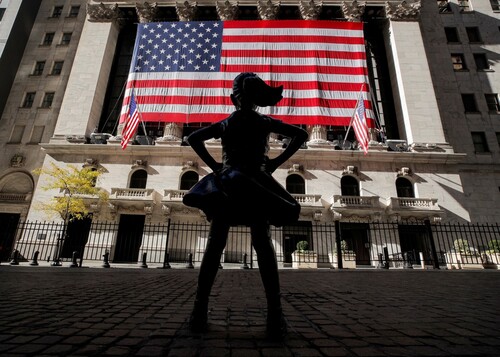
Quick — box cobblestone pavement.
[0,266,499,357]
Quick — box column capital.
[257,0,280,20]
[136,2,159,23]
[86,2,122,23]
[299,0,322,20]
[341,0,365,22]
[385,0,421,22]
[216,0,239,20]
[176,1,198,21]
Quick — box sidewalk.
[0,266,499,357]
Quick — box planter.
[482,252,500,269]
[330,252,356,269]
[291,251,318,269]
[444,252,483,270]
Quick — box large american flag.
[120,20,373,126]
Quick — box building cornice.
[40,142,466,165]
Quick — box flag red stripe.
[221,49,367,60]
[128,79,369,91]
[223,20,363,30]
[222,35,365,45]
[126,95,373,110]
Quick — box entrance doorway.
[113,214,145,263]
[61,216,92,259]
[0,213,20,261]
[398,224,430,265]
[340,223,371,265]
[282,221,312,265]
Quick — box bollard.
[140,252,148,268]
[51,237,62,266]
[376,253,384,269]
[241,253,249,269]
[30,251,40,266]
[160,253,171,269]
[186,253,194,269]
[403,252,413,269]
[102,251,110,268]
[9,250,19,265]
[69,251,79,268]
[383,247,390,269]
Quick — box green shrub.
[488,239,500,253]
[453,239,471,254]
[296,240,309,252]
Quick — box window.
[459,0,471,12]
[0,8,5,21]
[41,92,55,108]
[52,6,63,18]
[444,27,460,42]
[68,5,80,17]
[51,61,64,75]
[42,32,54,46]
[461,94,478,112]
[60,32,72,45]
[286,174,305,194]
[29,126,45,144]
[490,0,500,11]
[471,132,489,153]
[9,126,25,144]
[396,178,414,198]
[341,176,360,196]
[32,61,45,76]
[129,170,147,189]
[22,92,36,108]
[473,53,490,70]
[466,27,481,43]
[180,171,199,190]
[438,0,452,13]
[451,54,466,70]
[496,132,500,148]
[485,94,500,112]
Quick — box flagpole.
[342,83,365,148]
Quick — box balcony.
[0,192,31,203]
[331,195,383,219]
[162,189,187,202]
[386,197,444,220]
[292,194,322,207]
[109,188,161,211]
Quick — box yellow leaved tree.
[33,163,108,222]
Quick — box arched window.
[341,176,359,196]
[129,169,147,189]
[286,174,305,194]
[180,171,199,190]
[396,177,414,198]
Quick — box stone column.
[384,1,450,150]
[155,1,199,145]
[216,0,239,20]
[51,3,122,144]
[298,1,330,147]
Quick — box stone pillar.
[216,0,239,20]
[299,1,330,147]
[257,0,280,20]
[384,1,450,150]
[51,3,122,143]
[155,1,199,145]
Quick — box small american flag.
[120,20,373,127]
[121,92,140,150]
[352,87,369,154]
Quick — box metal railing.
[3,219,500,269]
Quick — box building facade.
[1,0,499,267]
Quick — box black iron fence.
[3,219,500,269]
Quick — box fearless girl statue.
[183,72,308,337]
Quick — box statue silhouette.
[183,72,308,338]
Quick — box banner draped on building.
[120,20,374,127]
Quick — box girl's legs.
[190,218,230,332]
[250,222,286,337]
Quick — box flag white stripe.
[221,42,366,52]
[223,28,364,38]
[221,57,367,67]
